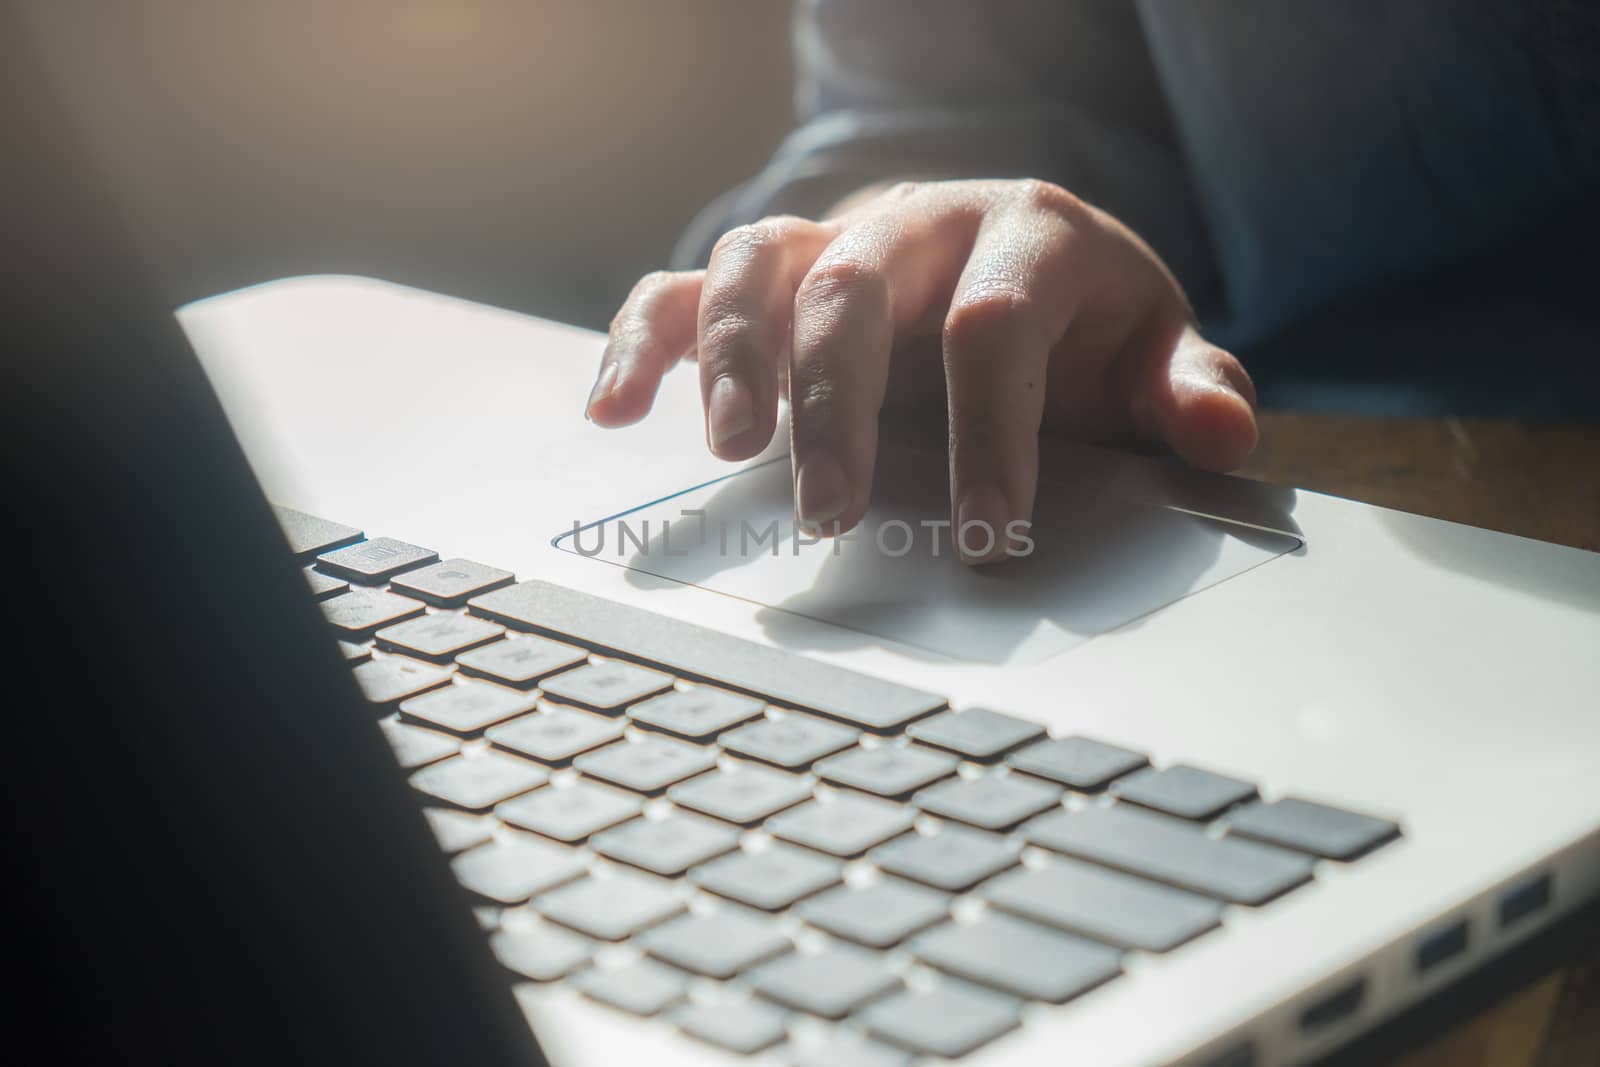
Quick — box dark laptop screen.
[3,10,542,1065]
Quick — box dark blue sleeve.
[1138,0,1600,345]
[672,0,1220,306]
[675,0,1599,351]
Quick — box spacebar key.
[469,580,946,731]
[1026,805,1315,905]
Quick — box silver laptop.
[180,274,1600,1067]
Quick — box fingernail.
[707,375,755,452]
[796,450,850,529]
[586,362,619,417]
[956,481,1011,565]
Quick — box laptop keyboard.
[280,507,1402,1062]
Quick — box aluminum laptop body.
[183,273,1600,1067]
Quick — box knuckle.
[635,269,676,294]
[698,313,756,358]
[884,180,922,202]
[615,271,694,340]
[797,257,887,310]
[711,216,801,263]
[613,272,670,330]
[762,214,810,239]
[944,288,1033,352]
[789,367,837,423]
[625,270,678,312]
[710,225,758,262]
[1012,177,1085,219]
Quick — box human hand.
[585,179,1256,562]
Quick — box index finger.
[587,270,703,427]
[696,216,837,460]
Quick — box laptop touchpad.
[556,442,1300,665]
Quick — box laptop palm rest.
[556,440,1302,665]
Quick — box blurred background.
[23,0,793,327]
[18,0,1599,418]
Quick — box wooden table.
[1242,415,1600,552]
[1241,414,1600,1067]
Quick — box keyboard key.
[906,708,1044,760]
[322,588,426,637]
[574,735,719,794]
[861,982,1022,1058]
[913,773,1062,830]
[304,567,348,600]
[982,859,1222,951]
[720,714,860,768]
[390,558,514,607]
[378,717,461,769]
[1226,798,1400,860]
[692,845,842,910]
[591,813,740,876]
[316,536,438,583]
[641,909,791,978]
[490,925,592,982]
[535,870,685,940]
[750,945,900,1019]
[629,686,765,739]
[815,745,959,798]
[767,793,916,857]
[351,656,451,704]
[677,999,789,1054]
[273,506,362,559]
[1111,765,1257,820]
[910,912,1121,1003]
[540,660,673,712]
[471,580,946,731]
[573,959,689,1015]
[409,749,548,811]
[376,613,504,662]
[457,635,588,687]
[790,1036,910,1067]
[1006,736,1149,790]
[796,879,950,948]
[1025,806,1315,904]
[487,705,625,764]
[337,639,371,663]
[422,807,494,853]
[668,763,813,825]
[871,826,1018,892]
[450,833,586,903]
[399,680,538,735]
[497,780,641,841]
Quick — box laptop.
[10,12,1598,1067]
